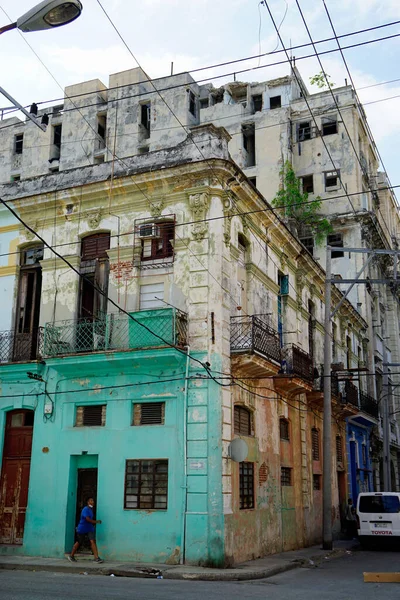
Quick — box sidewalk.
[0,540,358,581]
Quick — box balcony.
[342,380,359,407]
[0,328,43,364]
[359,390,379,419]
[283,345,314,381]
[42,308,188,358]
[230,315,281,376]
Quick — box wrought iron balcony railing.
[318,367,340,397]
[0,327,44,364]
[343,380,359,407]
[283,344,314,381]
[359,390,379,419]
[230,315,281,364]
[42,308,188,358]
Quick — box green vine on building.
[272,161,332,245]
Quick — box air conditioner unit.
[138,223,161,239]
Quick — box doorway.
[0,410,34,544]
[75,468,98,552]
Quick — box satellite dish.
[228,438,248,462]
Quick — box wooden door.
[0,410,34,545]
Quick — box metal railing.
[343,380,359,407]
[230,315,281,364]
[318,367,339,397]
[42,308,188,358]
[0,327,44,364]
[283,344,314,381]
[359,390,379,419]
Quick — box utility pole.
[323,247,333,550]
[382,324,391,491]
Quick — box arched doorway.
[0,410,34,544]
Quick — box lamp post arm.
[0,87,46,131]
[0,22,17,35]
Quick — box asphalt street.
[0,550,399,600]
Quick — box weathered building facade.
[0,65,393,563]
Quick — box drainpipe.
[180,345,190,565]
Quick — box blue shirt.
[77,506,94,533]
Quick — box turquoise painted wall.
[0,348,225,565]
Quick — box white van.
[356,492,400,545]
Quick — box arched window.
[311,427,320,460]
[234,405,252,436]
[279,417,290,441]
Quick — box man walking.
[68,497,104,563]
[345,497,358,539]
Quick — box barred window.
[281,466,292,486]
[234,406,252,436]
[313,474,321,491]
[239,462,254,509]
[280,418,290,441]
[336,435,343,463]
[311,428,320,461]
[133,402,165,426]
[75,405,106,427]
[124,459,168,510]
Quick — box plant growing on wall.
[272,161,332,245]
[309,71,335,89]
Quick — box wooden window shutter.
[75,405,106,426]
[81,233,110,260]
[133,402,165,425]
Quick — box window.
[301,175,314,194]
[97,114,107,149]
[346,335,352,369]
[199,98,209,109]
[298,121,311,141]
[188,90,197,117]
[300,237,314,256]
[359,495,400,514]
[248,177,257,189]
[336,436,343,463]
[14,134,24,154]
[270,95,281,109]
[239,462,254,509]
[140,102,151,135]
[322,116,338,136]
[140,221,174,262]
[325,170,340,190]
[280,418,290,441]
[75,405,106,427]
[133,402,165,425]
[242,123,255,167]
[281,466,292,486]
[311,428,320,460]
[9,411,34,427]
[21,246,44,266]
[125,459,168,509]
[139,282,164,310]
[362,444,367,466]
[278,273,289,295]
[11,174,21,182]
[49,124,62,161]
[81,233,110,261]
[313,474,321,490]
[234,405,252,436]
[53,124,62,149]
[252,94,263,113]
[328,233,344,258]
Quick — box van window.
[359,495,400,513]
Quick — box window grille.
[336,436,343,463]
[280,418,290,441]
[311,428,320,460]
[133,402,165,426]
[281,466,292,486]
[75,405,106,427]
[234,405,252,436]
[124,459,168,510]
[239,462,254,509]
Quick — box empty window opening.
[322,116,338,136]
[125,459,168,510]
[50,124,62,161]
[301,175,314,194]
[11,174,21,182]
[346,335,352,369]
[311,428,320,460]
[313,474,321,490]
[188,90,197,117]
[300,236,314,256]
[133,402,165,426]
[140,102,151,136]
[94,155,105,165]
[281,466,292,486]
[252,94,263,113]
[199,97,209,109]
[298,121,311,141]
[248,177,257,189]
[239,462,254,509]
[328,233,344,258]
[325,170,340,190]
[280,418,290,441]
[14,134,24,154]
[75,404,106,427]
[97,114,107,149]
[234,405,253,436]
[242,123,256,167]
[139,220,174,263]
[270,95,281,109]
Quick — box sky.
[0,0,399,185]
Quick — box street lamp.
[0,1,83,131]
[0,1,83,35]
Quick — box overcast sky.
[1,0,399,186]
